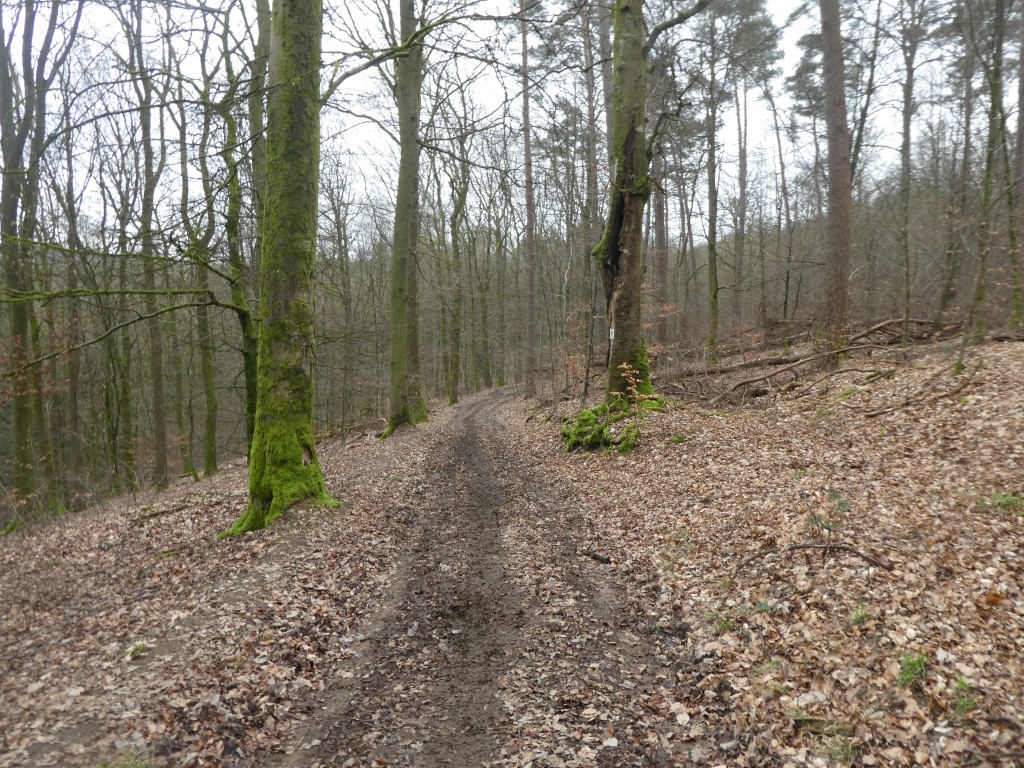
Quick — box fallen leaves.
[1,341,1023,767]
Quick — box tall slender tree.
[384,0,427,435]
[819,0,853,356]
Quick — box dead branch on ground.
[732,542,895,581]
[863,362,980,417]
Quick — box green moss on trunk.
[221,0,331,537]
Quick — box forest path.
[272,388,659,767]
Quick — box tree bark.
[521,0,538,398]
[819,0,853,355]
[224,0,330,536]
[597,0,654,397]
[385,0,426,434]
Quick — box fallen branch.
[131,503,193,525]
[732,542,894,581]
[864,362,980,417]
[728,345,889,393]
[792,716,854,736]
[849,317,938,343]
[581,549,611,564]
[676,354,804,378]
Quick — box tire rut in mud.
[304,392,524,767]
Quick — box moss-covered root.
[561,395,667,455]
[219,437,335,538]
[561,403,629,452]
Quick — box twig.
[732,543,894,581]
[849,317,937,342]
[581,549,611,565]
[864,363,980,417]
[131,502,193,525]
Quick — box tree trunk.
[219,99,258,455]
[385,0,426,434]
[968,0,1006,343]
[653,152,669,345]
[596,0,654,398]
[521,0,538,398]
[224,0,330,536]
[819,0,853,355]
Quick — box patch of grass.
[789,468,807,481]
[714,617,735,634]
[814,408,834,422]
[831,387,859,403]
[767,682,792,699]
[851,603,869,627]
[827,488,852,514]
[753,659,782,677]
[952,676,977,714]
[982,492,1024,515]
[825,734,857,764]
[808,513,840,534]
[99,753,154,768]
[897,652,928,689]
[670,434,688,445]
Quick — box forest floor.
[1,337,1024,768]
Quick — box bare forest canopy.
[2,0,1023,520]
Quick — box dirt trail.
[273,389,666,767]
[275,390,530,766]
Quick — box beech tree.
[819,0,852,355]
[384,0,427,436]
[562,0,709,451]
[223,0,331,535]
[0,0,83,508]
[596,0,710,398]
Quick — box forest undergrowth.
[1,338,1023,767]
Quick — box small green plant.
[753,659,782,676]
[714,617,735,634]
[670,434,688,445]
[851,603,869,626]
[959,396,969,406]
[952,676,977,714]
[808,513,839,534]
[789,468,807,481]
[897,652,928,689]
[814,407,834,422]
[126,643,151,660]
[767,682,792,699]
[983,492,1024,515]
[825,735,857,763]
[827,488,852,514]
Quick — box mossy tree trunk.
[594,0,710,400]
[223,0,330,536]
[596,0,653,399]
[385,0,426,435]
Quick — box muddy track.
[273,389,672,767]
[276,390,525,766]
